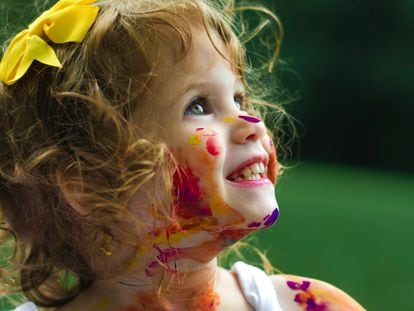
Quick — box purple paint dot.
[238,115,261,123]
[247,222,262,228]
[263,208,279,226]
[287,280,311,291]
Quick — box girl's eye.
[234,93,246,111]
[184,96,212,116]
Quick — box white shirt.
[231,261,283,311]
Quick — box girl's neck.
[87,258,221,310]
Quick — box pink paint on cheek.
[206,137,221,156]
[238,115,261,123]
[172,167,213,219]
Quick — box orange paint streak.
[188,286,220,311]
[267,141,278,184]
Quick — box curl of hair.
[0,0,290,307]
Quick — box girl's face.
[133,26,279,237]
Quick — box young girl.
[0,0,365,310]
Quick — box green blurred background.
[1,0,413,310]
[256,0,414,310]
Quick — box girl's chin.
[225,199,279,230]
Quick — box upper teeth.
[229,162,267,181]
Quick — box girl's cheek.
[188,128,221,155]
[265,135,279,184]
[206,136,221,156]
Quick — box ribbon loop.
[0,0,99,85]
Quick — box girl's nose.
[230,114,266,144]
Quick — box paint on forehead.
[263,208,279,227]
[238,115,261,123]
[196,127,205,131]
[206,136,221,156]
[223,116,236,123]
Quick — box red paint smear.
[145,245,181,276]
[188,286,220,311]
[196,127,204,131]
[238,115,261,123]
[247,222,262,228]
[206,137,221,156]
[172,166,213,219]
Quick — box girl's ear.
[56,170,87,215]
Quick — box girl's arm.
[270,274,366,311]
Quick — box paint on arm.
[271,275,366,311]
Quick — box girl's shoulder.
[270,274,366,311]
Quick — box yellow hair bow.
[0,0,99,85]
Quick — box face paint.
[189,134,201,145]
[223,117,236,123]
[245,208,279,229]
[238,115,261,123]
[206,136,221,156]
[145,245,181,276]
[172,166,213,219]
[263,208,279,227]
[246,222,262,228]
[267,140,278,184]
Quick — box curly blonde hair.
[0,0,284,307]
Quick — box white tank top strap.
[231,261,283,311]
[11,301,38,311]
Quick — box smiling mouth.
[226,161,268,182]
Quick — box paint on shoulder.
[270,274,367,311]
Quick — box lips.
[226,156,269,182]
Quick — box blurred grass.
[1,162,413,310]
[254,161,414,311]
